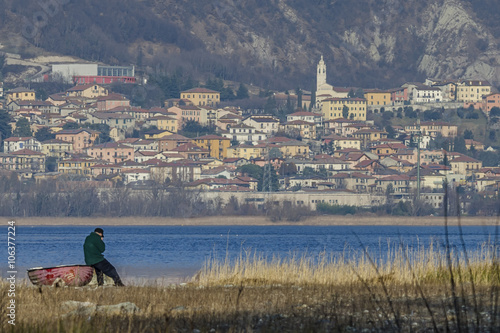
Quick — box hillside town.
[0,57,499,216]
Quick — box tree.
[463,129,474,140]
[264,96,277,114]
[45,156,58,172]
[35,127,55,142]
[62,122,80,130]
[385,125,396,139]
[236,83,249,99]
[490,107,500,117]
[296,87,303,109]
[12,118,32,137]
[342,105,349,119]
[0,109,12,145]
[453,136,467,154]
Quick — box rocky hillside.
[0,0,499,89]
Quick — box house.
[157,134,193,152]
[330,172,377,192]
[9,149,45,172]
[199,166,233,179]
[479,93,500,115]
[388,87,408,105]
[410,85,443,103]
[41,139,74,159]
[449,155,482,176]
[5,87,36,104]
[66,84,108,99]
[275,140,309,158]
[293,156,349,174]
[226,144,266,160]
[465,139,485,151]
[85,142,134,164]
[370,143,408,156]
[55,128,100,152]
[352,129,388,149]
[146,115,178,133]
[456,80,492,103]
[322,134,361,150]
[144,129,174,140]
[243,115,280,135]
[96,93,130,111]
[192,135,231,160]
[7,100,57,113]
[167,105,206,126]
[57,158,100,176]
[404,121,458,138]
[121,168,151,185]
[323,118,360,136]
[283,120,317,139]
[87,112,135,131]
[3,137,42,153]
[321,98,367,121]
[149,160,203,183]
[180,88,220,107]
[222,123,267,144]
[286,111,322,125]
[364,89,391,108]
[171,142,210,160]
[375,174,413,194]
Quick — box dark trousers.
[92,259,124,286]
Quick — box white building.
[222,124,268,145]
[315,56,349,108]
[3,137,42,153]
[242,115,280,135]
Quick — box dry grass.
[13,215,500,226]
[4,242,500,332]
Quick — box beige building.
[66,84,108,98]
[180,88,220,107]
[227,144,265,160]
[41,139,74,159]
[6,87,36,104]
[364,89,391,107]
[456,80,491,103]
[322,98,367,121]
[405,121,458,138]
[450,155,482,176]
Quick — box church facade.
[315,56,349,109]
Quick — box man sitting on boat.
[83,228,125,287]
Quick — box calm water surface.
[6,225,500,283]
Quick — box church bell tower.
[317,55,327,89]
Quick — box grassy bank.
[4,242,500,332]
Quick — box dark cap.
[94,228,104,236]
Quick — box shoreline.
[10,215,500,226]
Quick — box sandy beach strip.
[8,215,500,226]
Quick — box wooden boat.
[27,265,94,287]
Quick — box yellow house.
[277,140,310,158]
[227,144,264,159]
[66,84,108,98]
[57,158,99,175]
[180,88,220,107]
[193,135,230,159]
[147,115,178,133]
[41,139,74,159]
[144,129,175,140]
[6,87,36,104]
[364,89,391,107]
[283,120,317,139]
[450,155,482,176]
[456,80,491,103]
[322,98,367,121]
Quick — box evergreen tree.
[310,85,316,111]
[0,109,12,143]
[236,83,250,99]
[342,105,349,119]
[453,136,467,154]
[34,127,55,142]
[264,96,277,114]
[12,118,32,137]
[296,87,303,109]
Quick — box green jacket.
[83,232,105,265]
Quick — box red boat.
[27,265,94,287]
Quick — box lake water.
[5,225,500,284]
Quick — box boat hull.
[27,265,94,287]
